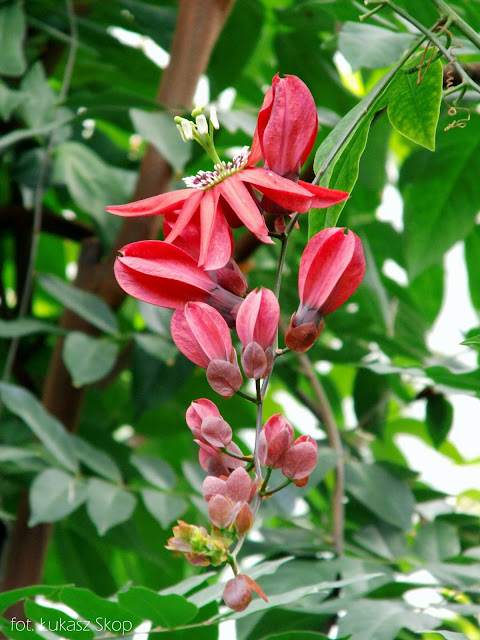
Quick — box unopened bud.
[180,118,194,140]
[241,341,268,379]
[210,106,219,130]
[201,416,232,448]
[191,104,205,118]
[234,502,253,534]
[176,123,188,142]
[196,114,208,135]
[208,494,235,529]
[281,436,318,480]
[223,574,268,612]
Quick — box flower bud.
[201,416,232,449]
[166,520,230,567]
[281,436,318,480]
[225,467,254,503]
[186,398,221,439]
[285,228,365,353]
[223,574,268,612]
[202,475,227,502]
[208,494,235,529]
[234,502,253,534]
[206,359,243,398]
[257,414,294,468]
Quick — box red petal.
[107,189,191,216]
[298,180,349,208]
[217,175,269,237]
[240,168,313,213]
[164,189,203,245]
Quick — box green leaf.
[130,454,176,490]
[339,22,415,72]
[413,521,460,562]
[0,445,39,462]
[465,225,480,312]
[71,435,121,483]
[337,599,439,640]
[0,586,59,616]
[0,317,66,337]
[0,618,46,640]
[118,587,198,628]
[461,333,480,349]
[426,393,453,448]
[141,489,188,528]
[133,333,177,362]
[345,461,415,529]
[29,469,87,526]
[0,383,78,472]
[387,59,442,150]
[130,109,191,172]
[0,1,26,76]
[426,366,480,392]
[62,332,118,387]
[0,83,26,121]
[24,600,94,640]
[353,522,408,560]
[161,573,216,597]
[0,115,74,152]
[51,586,142,631]
[86,479,136,535]
[19,62,57,128]
[52,141,135,239]
[423,632,473,640]
[37,273,118,335]
[263,634,344,640]
[401,114,480,277]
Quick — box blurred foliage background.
[1,0,480,638]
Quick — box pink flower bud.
[258,414,294,468]
[200,442,246,475]
[171,302,243,397]
[210,259,248,298]
[281,436,318,480]
[208,494,235,529]
[234,502,253,534]
[202,475,227,502]
[285,228,365,353]
[236,288,279,350]
[225,468,254,503]
[201,416,232,449]
[186,398,221,439]
[223,574,268,612]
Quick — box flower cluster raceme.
[108,73,366,613]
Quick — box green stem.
[235,389,258,404]
[313,30,428,183]
[443,81,467,98]
[264,479,292,496]
[388,0,480,96]
[263,467,273,491]
[221,448,252,462]
[430,0,480,51]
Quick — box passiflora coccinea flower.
[171,301,243,398]
[285,227,366,353]
[114,240,244,326]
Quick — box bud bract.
[281,435,318,480]
[257,413,294,468]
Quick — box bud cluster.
[109,73,367,612]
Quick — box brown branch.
[0,205,93,242]
[1,0,236,606]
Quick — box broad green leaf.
[413,521,461,562]
[0,586,59,615]
[29,469,87,526]
[0,1,26,76]
[0,114,73,152]
[86,479,136,535]
[426,394,453,448]
[465,225,480,312]
[345,461,415,529]
[130,109,190,171]
[24,600,94,640]
[263,634,343,640]
[141,489,188,529]
[0,318,65,337]
[131,454,176,490]
[426,366,480,392]
[0,619,46,640]
[161,573,216,597]
[0,445,39,462]
[339,22,415,72]
[63,332,118,387]
[387,59,442,150]
[353,522,408,560]
[72,435,121,483]
[118,587,198,628]
[461,333,480,349]
[133,333,177,363]
[401,114,480,277]
[19,62,57,128]
[0,83,26,120]
[423,632,475,640]
[37,273,118,335]
[52,141,135,239]
[337,599,439,640]
[0,383,78,472]
[51,586,142,631]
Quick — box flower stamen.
[183,146,251,189]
